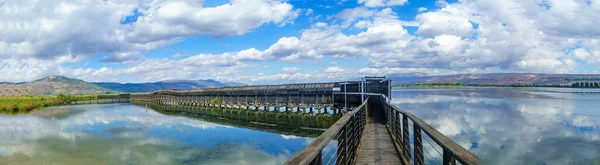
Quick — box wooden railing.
[383,101,479,165]
[284,99,368,165]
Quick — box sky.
[0,0,599,84]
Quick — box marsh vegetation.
[0,94,124,113]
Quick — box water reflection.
[145,103,337,138]
[0,103,315,165]
[392,87,600,165]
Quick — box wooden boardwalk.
[284,96,479,165]
[356,112,403,165]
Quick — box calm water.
[391,87,600,165]
[1,87,599,165]
[0,104,316,165]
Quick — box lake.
[391,87,600,165]
[1,87,599,165]
[0,103,318,165]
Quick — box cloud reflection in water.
[392,88,600,165]
[0,104,311,165]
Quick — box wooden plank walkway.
[356,116,402,165]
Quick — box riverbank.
[0,94,128,113]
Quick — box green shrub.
[211,97,222,104]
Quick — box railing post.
[389,106,394,128]
[384,105,389,125]
[402,115,411,161]
[414,125,424,165]
[391,106,397,140]
[309,151,322,165]
[395,110,400,145]
[337,124,348,165]
[443,148,456,165]
[348,114,356,164]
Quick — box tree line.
[391,82,600,88]
[414,82,462,86]
[572,82,600,88]
[393,82,462,87]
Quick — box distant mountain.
[0,76,246,96]
[223,81,246,87]
[8,73,595,96]
[390,73,600,85]
[95,79,245,93]
[0,76,114,96]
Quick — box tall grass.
[0,94,124,113]
[0,96,61,113]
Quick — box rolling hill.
[0,76,245,96]
[0,76,114,96]
[390,73,600,85]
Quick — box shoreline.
[0,94,129,114]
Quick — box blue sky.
[0,0,599,84]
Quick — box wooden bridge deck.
[278,92,479,165]
[356,109,403,165]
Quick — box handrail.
[384,101,479,165]
[284,98,369,165]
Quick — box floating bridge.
[130,77,479,165]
